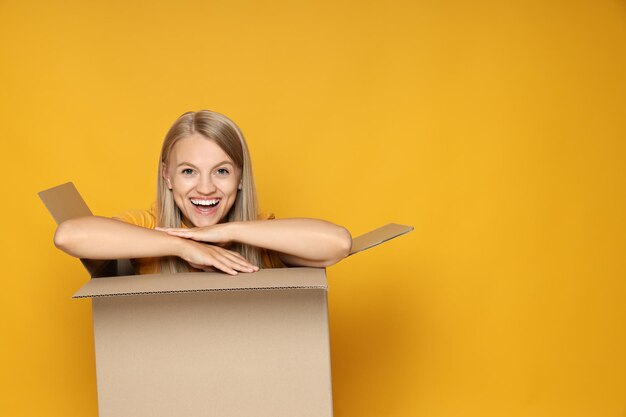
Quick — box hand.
[156,224,231,244]
[178,239,258,276]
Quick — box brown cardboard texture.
[39,182,413,417]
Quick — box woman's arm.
[158,218,353,267]
[54,216,258,275]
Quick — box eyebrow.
[176,160,235,170]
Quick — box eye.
[215,168,230,175]
[181,168,194,175]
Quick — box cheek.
[216,178,239,194]
[171,176,195,190]
[170,180,193,207]
[220,182,239,211]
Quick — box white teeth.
[190,199,219,207]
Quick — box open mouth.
[190,198,220,214]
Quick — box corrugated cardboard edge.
[73,267,328,299]
[349,223,414,256]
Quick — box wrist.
[169,234,191,259]
[223,221,241,243]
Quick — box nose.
[196,173,216,195]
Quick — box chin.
[189,217,219,228]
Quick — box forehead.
[168,133,234,166]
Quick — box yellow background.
[1,1,625,416]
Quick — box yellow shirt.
[114,207,283,274]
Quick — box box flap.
[73,267,327,298]
[349,223,413,256]
[38,182,134,278]
[38,182,93,223]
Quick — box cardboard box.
[39,182,412,417]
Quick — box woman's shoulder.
[113,205,157,229]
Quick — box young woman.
[54,110,352,275]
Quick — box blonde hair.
[156,110,263,273]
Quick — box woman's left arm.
[158,218,352,267]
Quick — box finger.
[212,248,258,271]
[194,249,241,275]
[188,263,217,272]
[188,256,236,275]
[221,252,259,271]
[219,248,250,263]
[209,259,239,276]
[218,247,254,263]
[186,245,257,274]
[211,250,258,273]
[199,256,254,275]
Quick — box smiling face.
[163,133,241,228]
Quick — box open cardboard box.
[39,182,412,417]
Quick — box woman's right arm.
[54,216,258,275]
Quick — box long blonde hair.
[156,110,263,273]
